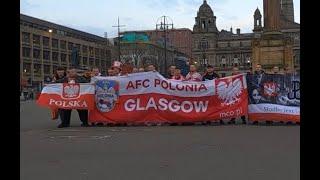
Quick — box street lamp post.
[156,16,173,74]
[113,17,125,62]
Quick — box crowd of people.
[47,61,296,128]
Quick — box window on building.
[95,59,100,66]
[89,58,94,66]
[33,64,42,74]
[202,21,206,29]
[89,47,94,56]
[43,36,49,47]
[221,56,226,67]
[101,60,105,67]
[33,49,40,59]
[233,55,239,66]
[68,42,73,50]
[52,52,59,62]
[82,57,88,65]
[43,50,50,60]
[60,40,66,50]
[53,65,59,73]
[294,54,300,65]
[23,62,31,73]
[76,44,81,51]
[22,32,30,43]
[33,34,40,46]
[22,47,31,58]
[95,48,100,57]
[43,65,51,75]
[82,46,88,54]
[61,53,67,62]
[100,49,105,58]
[52,39,59,48]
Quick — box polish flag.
[37,83,95,110]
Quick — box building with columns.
[192,0,300,76]
[20,14,115,90]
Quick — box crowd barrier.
[37,72,300,124]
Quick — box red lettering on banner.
[185,84,194,92]
[136,80,142,88]
[161,80,169,89]
[126,81,135,90]
[49,99,88,108]
[127,79,150,89]
[143,79,150,88]
[199,84,208,91]
[176,84,184,91]
[154,79,161,87]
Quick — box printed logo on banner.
[263,82,278,97]
[216,76,243,106]
[95,80,119,112]
[62,83,80,99]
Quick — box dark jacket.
[55,76,89,83]
[82,75,91,83]
[253,70,267,88]
[202,72,220,81]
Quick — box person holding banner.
[111,61,122,76]
[132,67,139,73]
[202,65,220,81]
[55,67,90,128]
[91,67,101,77]
[171,68,185,80]
[147,64,157,72]
[52,67,66,83]
[50,67,67,120]
[166,65,176,78]
[253,64,267,89]
[138,67,145,72]
[185,64,202,81]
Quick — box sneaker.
[81,123,90,127]
[57,124,69,128]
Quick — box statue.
[71,45,80,68]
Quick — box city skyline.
[20,0,300,38]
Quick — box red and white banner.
[89,72,248,123]
[37,83,95,110]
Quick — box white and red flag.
[37,83,95,110]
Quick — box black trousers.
[59,109,88,126]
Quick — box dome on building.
[198,0,213,16]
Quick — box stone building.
[118,31,187,74]
[20,14,115,90]
[192,0,300,76]
[121,28,193,58]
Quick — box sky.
[20,0,300,38]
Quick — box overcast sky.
[20,0,300,38]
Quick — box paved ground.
[20,101,300,180]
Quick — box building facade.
[20,14,114,90]
[118,31,186,74]
[122,28,193,58]
[192,0,300,76]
